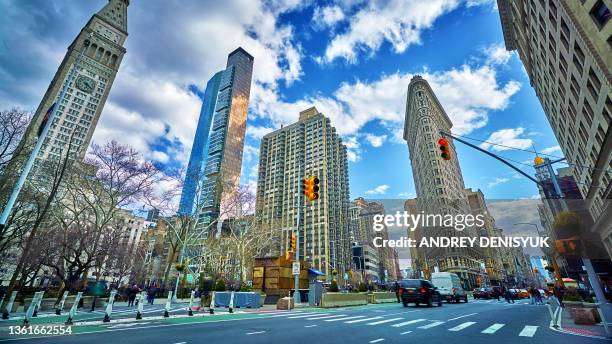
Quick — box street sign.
[292,262,300,275]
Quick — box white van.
[431,272,468,303]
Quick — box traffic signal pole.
[293,192,301,306]
[442,130,610,337]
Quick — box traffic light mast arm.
[439,130,541,186]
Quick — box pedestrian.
[528,287,535,304]
[534,288,543,305]
[147,284,157,305]
[127,284,138,307]
[394,281,400,303]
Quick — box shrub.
[329,280,339,292]
[214,279,226,291]
[358,282,367,292]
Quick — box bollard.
[103,290,117,323]
[23,292,43,326]
[136,292,145,320]
[209,291,215,314]
[229,291,234,314]
[32,291,44,317]
[164,291,172,318]
[188,290,195,316]
[65,292,82,325]
[56,291,69,315]
[2,291,17,320]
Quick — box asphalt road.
[0,299,608,344]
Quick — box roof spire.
[96,0,129,33]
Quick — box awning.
[308,268,325,276]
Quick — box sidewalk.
[550,297,612,339]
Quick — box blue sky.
[0,0,567,203]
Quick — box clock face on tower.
[75,76,97,94]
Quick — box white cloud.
[320,0,497,64]
[480,127,533,152]
[150,151,170,164]
[313,5,345,29]
[246,125,275,139]
[483,43,512,65]
[343,136,362,162]
[488,177,509,188]
[252,64,519,139]
[365,133,387,147]
[540,145,561,155]
[366,184,390,194]
[243,144,260,163]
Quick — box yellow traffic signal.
[555,237,580,255]
[302,176,320,201]
[534,156,545,166]
[438,138,451,160]
[290,233,297,252]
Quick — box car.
[517,289,530,299]
[431,272,468,303]
[474,287,495,299]
[399,279,443,307]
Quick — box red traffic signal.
[302,176,320,201]
[438,138,451,160]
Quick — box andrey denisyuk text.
[371,211,550,248]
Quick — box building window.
[590,0,611,27]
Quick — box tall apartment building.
[256,107,351,279]
[180,48,254,236]
[9,0,129,173]
[403,75,484,289]
[179,72,222,215]
[497,0,611,257]
[465,188,505,286]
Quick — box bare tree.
[0,108,31,180]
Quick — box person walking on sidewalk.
[147,284,158,305]
[394,281,400,303]
[127,284,139,307]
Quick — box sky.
[0,0,560,256]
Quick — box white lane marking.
[448,321,476,331]
[418,321,445,329]
[447,313,478,321]
[325,316,366,322]
[262,312,305,318]
[400,331,413,335]
[391,319,426,327]
[306,314,347,320]
[246,331,266,335]
[373,310,386,313]
[481,323,505,334]
[288,313,330,319]
[518,325,538,337]
[173,342,186,344]
[345,316,383,324]
[304,325,317,328]
[367,317,403,325]
[369,339,384,343]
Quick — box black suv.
[399,279,443,307]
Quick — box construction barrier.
[320,292,368,308]
[370,292,399,304]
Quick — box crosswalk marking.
[418,321,445,329]
[518,325,538,337]
[391,319,426,327]
[367,317,403,325]
[263,312,305,318]
[369,339,384,343]
[400,331,413,335]
[447,313,477,321]
[345,316,383,324]
[288,313,329,319]
[306,314,347,320]
[448,321,476,331]
[325,316,366,322]
[481,323,505,334]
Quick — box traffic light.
[533,267,539,274]
[554,237,581,255]
[290,233,297,252]
[302,176,320,201]
[438,138,451,160]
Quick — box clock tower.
[17,0,129,167]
